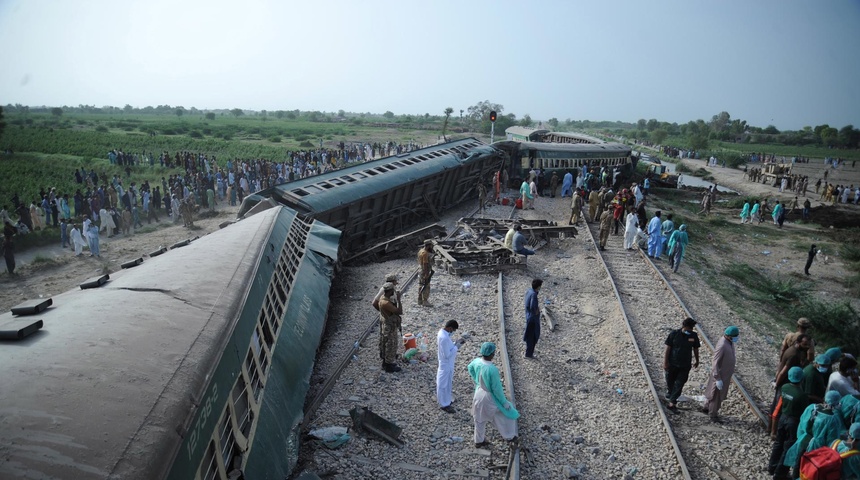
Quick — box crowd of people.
[1,141,426,267]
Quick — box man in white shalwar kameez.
[624,206,638,250]
[468,342,519,448]
[437,320,463,413]
[70,224,85,256]
[99,208,116,237]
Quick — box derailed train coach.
[496,127,637,188]
[238,138,506,261]
[0,207,340,480]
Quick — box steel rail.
[495,272,520,480]
[582,216,693,480]
[637,250,770,427]
[499,199,520,479]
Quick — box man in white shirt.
[437,320,464,413]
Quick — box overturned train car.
[0,206,340,480]
[239,138,505,261]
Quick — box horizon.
[1,0,858,131]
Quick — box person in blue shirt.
[512,225,534,256]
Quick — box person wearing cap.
[801,354,833,404]
[768,366,809,478]
[825,347,844,366]
[523,279,543,358]
[666,224,689,273]
[373,275,400,363]
[703,326,739,423]
[597,206,612,251]
[467,342,519,448]
[838,391,860,431]
[833,423,860,479]
[372,273,399,311]
[663,317,701,413]
[417,240,435,307]
[783,390,845,477]
[437,320,464,413]
[646,211,663,259]
[378,282,403,373]
[779,317,816,364]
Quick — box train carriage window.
[219,412,238,471]
[231,378,253,438]
[363,170,378,176]
[353,172,367,179]
[198,440,219,480]
[291,189,309,197]
[304,185,323,193]
[260,322,275,352]
[340,175,356,183]
[329,178,344,186]
[318,182,334,189]
[245,351,263,400]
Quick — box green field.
[0,111,475,208]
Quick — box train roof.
[543,131,606,144]
[505,126,550,137]
[0,207,339,479]
[513,140,631,154]
[253,138,498,215]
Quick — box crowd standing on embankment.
[0,140,425,268]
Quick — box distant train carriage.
[505,126,549,142]
[239,138,505,260]
[493,139,635,188]
[0,206,340,480]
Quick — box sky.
[1,0,858,131]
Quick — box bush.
[299,140,314,148]
[791,298,860,354]
[95,125,109,133]
[188,130,203,139]
[269,136,281,143]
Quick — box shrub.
[269,136,281,143]
[188,130,203,139]
[299,140,314,148]
[95,125,109,133]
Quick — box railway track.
[582,210,769,479]
[302,195,773,479]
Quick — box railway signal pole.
[489,110,497,144]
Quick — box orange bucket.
[403,333,417,350]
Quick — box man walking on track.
[703,326,739,423]
[468,342,519,448]
[663,317,700,413]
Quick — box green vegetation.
[717,262,860,353]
